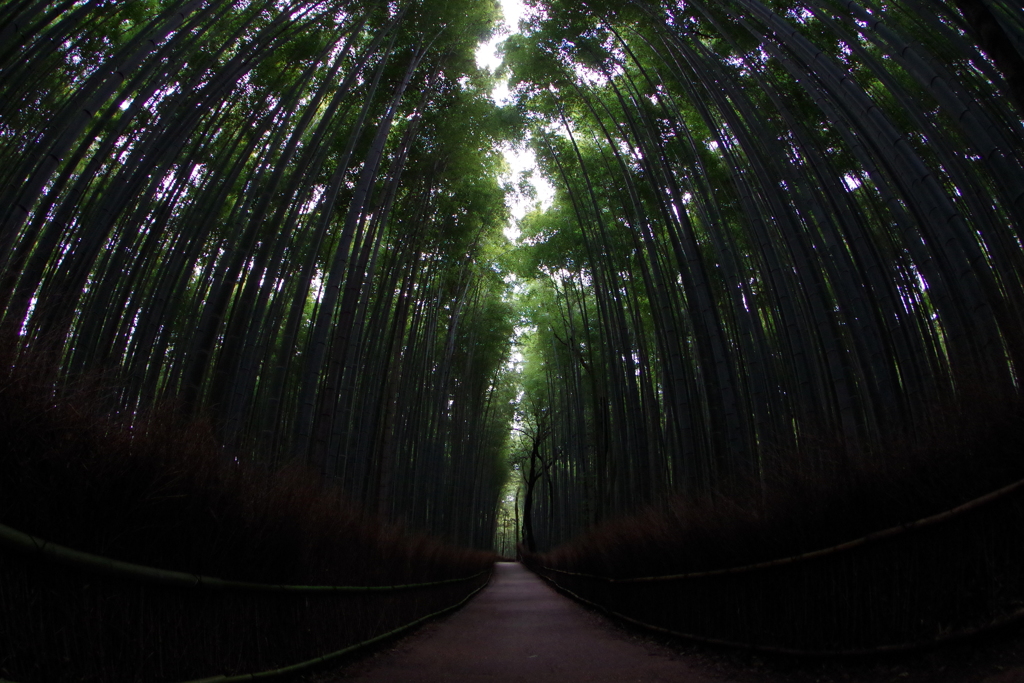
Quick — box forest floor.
[305,561,1024,683]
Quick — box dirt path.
[329,561,717,683]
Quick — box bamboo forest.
[3,0,1024,680]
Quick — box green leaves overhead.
[0,0,519,549]
[505,0,1024,550]
[4,0,1024,555]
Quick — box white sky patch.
[310,270,325,303]
[843,173,863,191]
[501,142,555,236]
[474,0,554,241]
[476,0,524,103]
[475,0,526,81]
[506,347,525,372]
[505,323,533,374]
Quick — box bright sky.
[475,0,555,238]
[474,0,523,98]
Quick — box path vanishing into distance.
[333,562,715,683]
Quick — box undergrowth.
[534,385,1024,579]
[0,335,494,586]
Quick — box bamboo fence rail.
[528,476,1024,653]
[173,579,487,682]
[0,524,491,682]
[0,578,488,683]
[0,521,486,592]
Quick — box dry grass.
[0,333,494,586]
[535,384,1024,579]
[523,384,1024,652]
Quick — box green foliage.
[4,0,1024,560]
[0,0,523,551]
[500,0,1024,551]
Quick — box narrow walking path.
[331,562,717,683]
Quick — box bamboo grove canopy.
[0,0,518,549]
[509,0,1024,550]
[2,0,1023,551]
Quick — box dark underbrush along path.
[334,561,715,683]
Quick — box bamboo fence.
[0,524,491,682]
[527,477,1024,654]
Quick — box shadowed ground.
[330,562,715,683]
